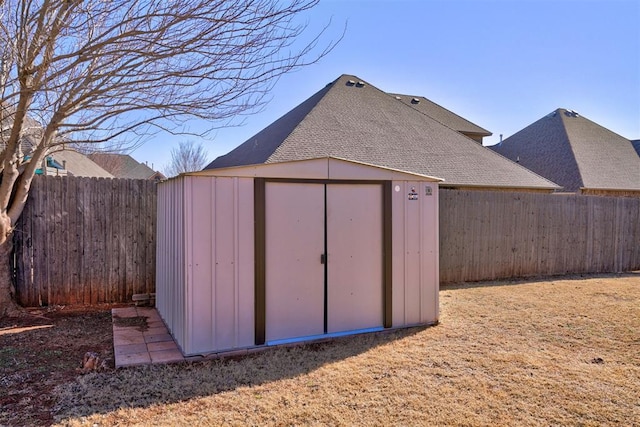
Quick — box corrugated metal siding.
[421,183,439,323]
[391,181,439,327]
[183,176,255,355]
[156,177,187,350]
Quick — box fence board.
[13,175,157,306]
[440,190,640,284]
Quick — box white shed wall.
[183,176,255,355]
[156,178,187,348]
[391,181,439,326]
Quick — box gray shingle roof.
[88,153,165,180]
[206,74,557,190]
[389,94,491,140]
[491,109,640,192]
[49,149,113,178]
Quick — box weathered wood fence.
[439,190,640,283]
[13,175,157,306]
[12,179,640,306]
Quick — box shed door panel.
[327,184,383,333]
[265,182,325,342]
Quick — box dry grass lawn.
[54,274,639,426]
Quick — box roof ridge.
[268,77,342,161]
[390,93,491,136]
[206,78,336,168]
[557,109,585,189]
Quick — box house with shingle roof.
[206,74,558,192]
[48,149,113,178]
[389,94,492,144]
[1,104,113,178]
[491,109,640,196]
[88,153,165,181]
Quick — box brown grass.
[0,306,116,426]
[45,275,640,425]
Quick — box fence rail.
[13,175,157,306]
[439,190,640,283]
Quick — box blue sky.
[130,0,640,172]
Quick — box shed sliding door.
[264,182,383,343]
[265,183,325,341]
[326,185,383,333]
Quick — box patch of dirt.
[0,304,124,427]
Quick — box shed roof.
[491,109,640,192]
[190,156,443,181]
[206,74,558,190]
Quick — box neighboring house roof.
[1,106,113,178]
[632,139,640,157]
[389,93,492,142]
[206,74,558,190]
[49,149,114,178]
[491,109,640,192]
[88,153,166,180]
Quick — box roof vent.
[356,81,365,87]
[395,96,402,100]
[411,98,420,104]
[564,109,579,117]
[346,80,355,86]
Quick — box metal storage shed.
[156,157,442,356]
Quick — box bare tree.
[164,141,209,177]
[0,0,341,315]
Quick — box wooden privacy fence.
[12,180,640,306]
[13,175,157,306]
[439,190,640,283]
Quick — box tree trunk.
[0,219,21,317]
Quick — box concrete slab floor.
[112,307,185,368]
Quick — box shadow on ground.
[53,325,426,422]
